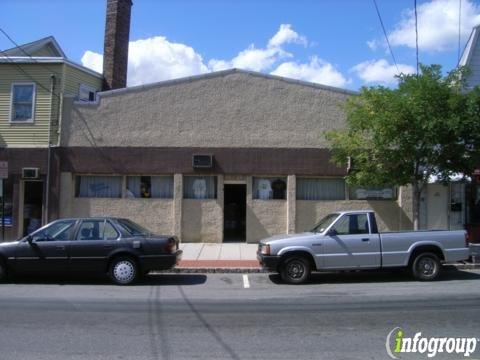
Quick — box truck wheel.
[411,252,440,281]
[280,256,311,284]
[109,256,139,285]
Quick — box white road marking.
[243,274,250,289]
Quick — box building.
[59,68,414,243]
[0,36,103,240]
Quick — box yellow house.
[0,36,103,240]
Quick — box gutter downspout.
[45,74,56,225]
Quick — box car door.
[67,219,121,273]
[12,220,76,274]
[323,213,381,269]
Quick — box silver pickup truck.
[257,210,470,284]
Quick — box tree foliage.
[325,64,480,228]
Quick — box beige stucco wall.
[295,191,414,233]
[61,71,352,148]
[247,200,287,242]
[59,172,175,235]
[181,199,223,242]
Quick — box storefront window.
[296,178,345,200]
[349,186,397,200]
[126,176,173,199]
[253,177,287,200]
[0,179,13,227]
[76,176,122,198]
[183,176,217,199]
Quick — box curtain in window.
[151,176,174,198]
[13,84,34,121]
[126,176,141,198]
[78,176,122,198]
[296,178,346,200]
[183,176,217,199]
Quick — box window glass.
[31,220,76,241]
[79,84,96,102]
[332,214,369,235]
[116,219,152,237]
[76,176,122,198]
[104,221,119,240]
[126,176,173,199]
[77,220,103,241]
[349,186,396,200]
[297,178,346,200]
[12,84,34,122]
[253,177,287,200]
[183,176,217,199]
[0,179,13,228]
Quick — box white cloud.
[81,50,103,73]
[351,59,415,85]
[82,36,209,86]
[271,56,350,88]
[267,24,308,48]
[388,0,480,51]
[81,24,351,89]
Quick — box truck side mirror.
[328,228,338,236]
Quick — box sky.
[1,0,480,90]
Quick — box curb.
[156,263,480,274]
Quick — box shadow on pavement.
[5,273,207,286]
[268,267,480,285]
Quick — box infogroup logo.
[385,327,478,359]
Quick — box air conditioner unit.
[192,155,213,169]
[22,167,39,179]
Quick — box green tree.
[326,64,480,230]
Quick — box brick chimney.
[102,0,132,90]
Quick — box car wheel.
[109,256,138,285]
[411,252,440,281]
[280,256,311,284]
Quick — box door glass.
[31,220,76,242]
[104,221,119,240]
[77,220,103,241]
[333,214,369,235]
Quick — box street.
[0,268,479,360]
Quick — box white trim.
[9,82,36,124]
[0,57,103,79]
[78,84,97,102]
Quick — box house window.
[79,84,96,102]
[349,186,397,200]
[296,178,346,200]
[75,176,122,198]
[183,176,217,199]
[253,177,287,200]
[126,176,174,199]
[11,83,36,123]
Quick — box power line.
[414,0,419,75]
[372,0,399,73]
[0,27,63,77]
[458,0,462,63]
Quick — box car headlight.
[260,244,271,255]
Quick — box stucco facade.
[57,69,413,243]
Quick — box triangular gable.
[1,36,66,58]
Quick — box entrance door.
[224,184,246,242]
[22,180,44,236]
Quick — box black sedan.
[0,218,182,285]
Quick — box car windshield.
[116,219,152,237]
[310,213,340,233]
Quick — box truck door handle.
[361,238,370,242]
[56,245,65,250]
[312,243,322,246]
[104,245,113,249]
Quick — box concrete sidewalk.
[177,243,260,270]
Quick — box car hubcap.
[287,261,304,279]
[113,261,135,283]
[418,258,436,276]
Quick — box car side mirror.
[26,235,33,244]
[328,228,338,236]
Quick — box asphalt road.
[0,268,479,360]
